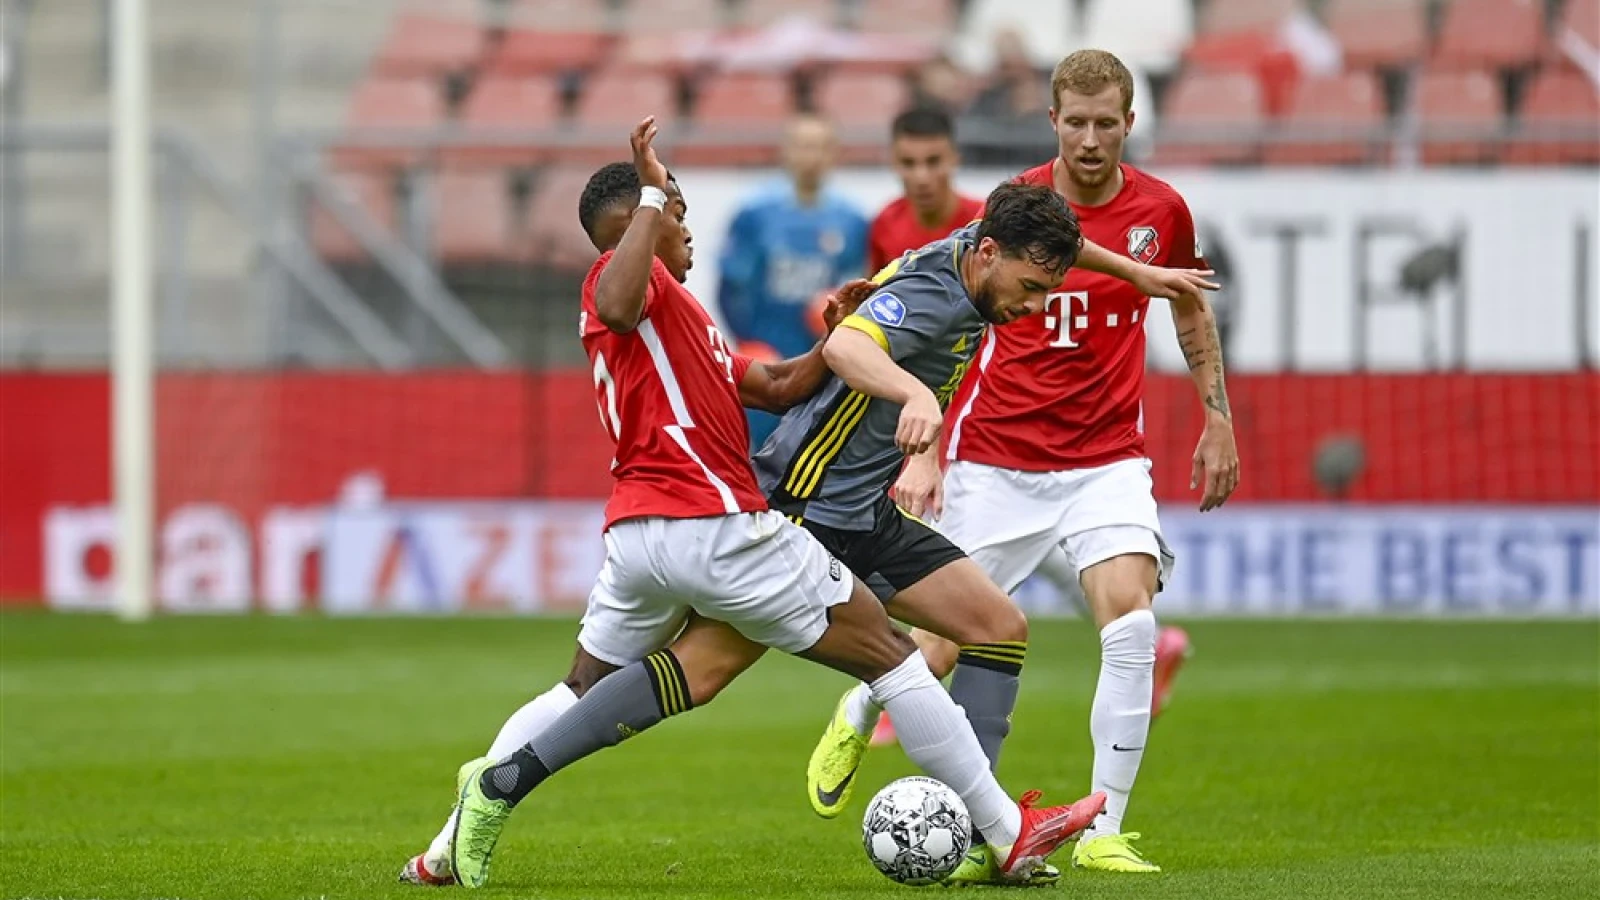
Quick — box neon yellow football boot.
[1072,832,1162,873]
[448,757,512,888]
[941,843,1061,888]
[806,690,871,818]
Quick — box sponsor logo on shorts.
[828,557,842,582]
[867,293,907,327]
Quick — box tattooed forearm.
[1201,318,1231,420]
[1175,308,1232,421]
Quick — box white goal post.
[111,0,154,621]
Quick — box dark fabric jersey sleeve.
[842,274,962,363]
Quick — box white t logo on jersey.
[1044,291,1090,348]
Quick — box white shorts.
[577,511,853,667]
[936,458,1176,595]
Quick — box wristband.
[638,185,668,212]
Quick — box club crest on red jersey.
[1127,226,1160,264]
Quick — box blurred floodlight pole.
[111,0,154,621]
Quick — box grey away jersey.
[753,224,988,530]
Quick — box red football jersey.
[947,160,1205,472]
[581,252,768,529]
[868,194,986,273]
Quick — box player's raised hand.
[895,389,943,456]
[629,116,669,190]
[822,279,874,332]
[1135,265,1219,304]
[892,452,945,521]
[1191,420,1240,512]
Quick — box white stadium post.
[111,0,155,621]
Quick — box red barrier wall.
[3,371,1596,600]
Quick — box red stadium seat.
[431,169,525,266]
[855,0,956,37]
[677,73,794,165]
[488,0,613,75]
[1324,0,1428,70]
[573,69,680,129]
[525,166,602,272]
[1504,69,1600,165]
[333,76,447,168]
[370,12,487,78]
[1265,71,1385,165]
[445,76,565,166]
[1150,69,1266,165]
[1197,0,1300,35]
[617,0,726,32]
[813,72,910,163]
[1413,69,1505,165]
[739,0,840,28]
[309,170,397,264]
[1433,0,1546,71]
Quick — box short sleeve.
[730,352,756,385]
[1166,195,1206,271]
[839,278,959,363]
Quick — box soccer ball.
[861,776,972,885]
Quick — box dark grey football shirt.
[753,224,988,530]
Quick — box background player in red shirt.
[867,107,986,275]
[890,50,1240,874]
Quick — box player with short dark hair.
[867,107,985,276]
[407,119,1108,891]
[827,48,1241,875]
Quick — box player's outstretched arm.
[1172,293,1240,512]
[593,117,670,333]
[1075,238,1219,304]
[737,279,873,412]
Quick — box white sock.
[843,682,880,734]
[426,682,579,860]
[869,653,1021,848]
[1085,609,1157,840]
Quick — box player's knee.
[1094,581,1154,623]
[958,592,1027,645]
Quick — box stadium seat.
[1197,0,1301,35]
[813,72,911,127]
[1323,0,1428,70]
[525,166,603,271]
[739,0,840,29]
[1150,69,1266,165]
[431,168,525,266]
[1504,69,1600,165]
[1264,71,1385,165]
[1433,0,1546,71]
[856,0,957,37]
[334,76,447,168]
[813,71,911,162]
[446,75,565,166]
[617,0,727,32]
[1080,0,1193,75]
[677,73,795,164]
[370,11,487,79]
[1413,69,1505,165]
[309,170,397,264]
[573,69,680,129]
[488,0,613,75]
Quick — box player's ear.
[1125,110,1136,136]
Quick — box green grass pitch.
[1,613,1596,899]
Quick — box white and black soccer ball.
[861,776,972,885]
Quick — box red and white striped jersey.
[581,253,769,529]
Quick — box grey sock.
[949,642,1025,771]
[529,649,692,774]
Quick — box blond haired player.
[809,50,1239,874]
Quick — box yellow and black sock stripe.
[958,641,1027,676]
[643,649,692,718]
